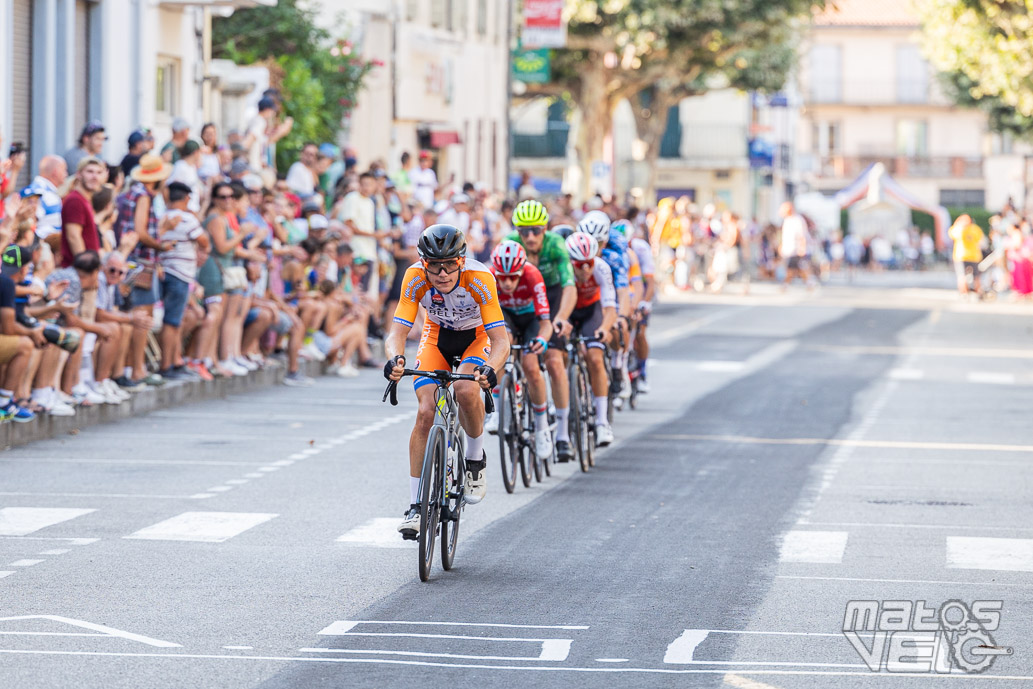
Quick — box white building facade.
[321,0,511,191]
[1,0,270,185]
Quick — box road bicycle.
[565,334,598,472]
[497,344,556,493]
[383,368,494,582]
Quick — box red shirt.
[493,263,550,320]
[60,189,100,267]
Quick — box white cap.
[585,196,604,210]
[451,193,470,205]
[308,214,329,230]
[433,200,451,214]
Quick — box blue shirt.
[600,227,629,289]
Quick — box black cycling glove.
[475,365,497,389]
[384,355,405,380]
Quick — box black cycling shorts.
[569,302,605,350]
[503,310,542,347]
[545,284,565,349]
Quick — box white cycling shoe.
[464,455,487,504]
[397,504,420,540]
[619,368,632,400]
[484,412,499,435]
[535,429,554,458]
[595,423,614,447]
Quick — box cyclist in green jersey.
[504,200,578,462]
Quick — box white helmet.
[577,210,611,242]
[566,232,599,262]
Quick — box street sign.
[748,138,774,169]
[523,0,566,48]
[512,48,551,84]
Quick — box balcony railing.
[816,155,983,179]
[808,79,931,105]
[511,122,570,158]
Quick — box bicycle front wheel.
[441,433,464,571]
[498,372,520,493]
[569,358,589,473]
[418,426,445,582]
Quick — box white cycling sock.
[533,404,548,432]
[594,396,608,425]
[410,476,421,505]
[466,431,484,463]
[555,407,570,441]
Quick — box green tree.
[525,0,825,200]
[916,0,1033,120]
[212,0,377,170]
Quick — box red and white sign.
[523,0,566,48]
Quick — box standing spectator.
[117,153,173,385]
[160,118,191,163]
[0,245,46,422]
[338,171,379,302]
[64,121,106,172]
[410,151,438,208]
[391,151,414,201]
[779,201,809,288]
[157,182,209,379]
[198,123,222,182]
[168,139,204,215]
[949,214,985,296]
[32,156,68,239]
[286,142,319,199]
[60,157,107,268]
[1,140,28,220]
[119,130,151,179]
[320,143,344,199]
[245,98,292,172]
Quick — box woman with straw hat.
[114,153,173,387]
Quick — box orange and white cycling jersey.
[393,259,505,332]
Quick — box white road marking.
[0,458,264,466]
[947,537,1033,572]
[288,453,308,460]
[696,361,745,372]
[258,467,280,473]
[967,372,1016,385]
[207,487,234,493]
[300,645,572,662]
[0,508,95,536]
[272,460,295,466]
[0,537,99,545]
[664,629,710,663]
[318,621,590,633]
[7,648,1033,677]
[0,616,180,647]
[336,519,412,549]
[888,368,924,380]
[776,575,1029,587]
[655,434,1033,453]
[596,658,628,663]
[779,531,848,564]
[39,549,70,556]
[0,492,195,500]
[189,494,216,500]
[651,309,742,346]
[225,480,249,485]
[223,646,253,650]
[124,512,277,543]
[723,673,786,689]
[9,559,44,567]
[243,473,265,479]
[799,520,1033,532]
[0,572,14,579]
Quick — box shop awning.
[429,130,461,147]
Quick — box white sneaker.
[220,359,249,377]
[300,342,326,362]
[48,399,77,417]
[595,423,614,447]
[464,456,487,504]
[102,378,132,401]
[484,412,499,435]
[637,378,650,393]
[535,429,554,458]
[235,356,259,372]
[397,504,420,540]
[59,389,82,406]
[336,363,359,378]
[36,390,75,417]
[85,381,121,405]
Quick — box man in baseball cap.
[64,120,106,172]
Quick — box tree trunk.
[634,88,683,208]
[574,60,614,201]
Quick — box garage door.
[12,0,33,185]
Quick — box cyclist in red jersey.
[488,241,554,457]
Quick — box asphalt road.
[2,273,1033,688]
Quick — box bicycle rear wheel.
[440,433,464,571]
[580,361,597,468]
[418,426,444,582]
[497,372,520,493]
[527,396,543,483]
[569,358,589,473]
[518,380,533,488]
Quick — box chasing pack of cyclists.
[385,200,654,539]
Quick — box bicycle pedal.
[400,530,418,541]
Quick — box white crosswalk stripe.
[0,508,96,536]
[124,512,278,543]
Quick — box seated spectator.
[0,244,46,422]
[91,251,143,400]
[286,142,319,200]
[32,156,68,239]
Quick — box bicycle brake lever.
[383,381,398,405]
[483,389,495,415]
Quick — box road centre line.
[0,458,270,466]
[2,648,1033,677]
[318,621,590,632]
[0,537,98,544]
[0,492,208,500]
[776,575,1033,588]
[0,508,95,536]
[9,560,44,567]
[806,343,1033,359]
[653,434,1033,453]
[0,572,13,579]
[798,520,1033,532]
[39,549,70,555]
[967,372,1016,385]
[299,648,570,662]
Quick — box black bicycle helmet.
[552,223,575,240]
[417,224,467,260]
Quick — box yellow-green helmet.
[513,200,549,227]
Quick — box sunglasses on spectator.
[517,227,544,237]
[422,259,461,275]
[106,267,127,276]
[573,260,594,270]
[216,193,234,199]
